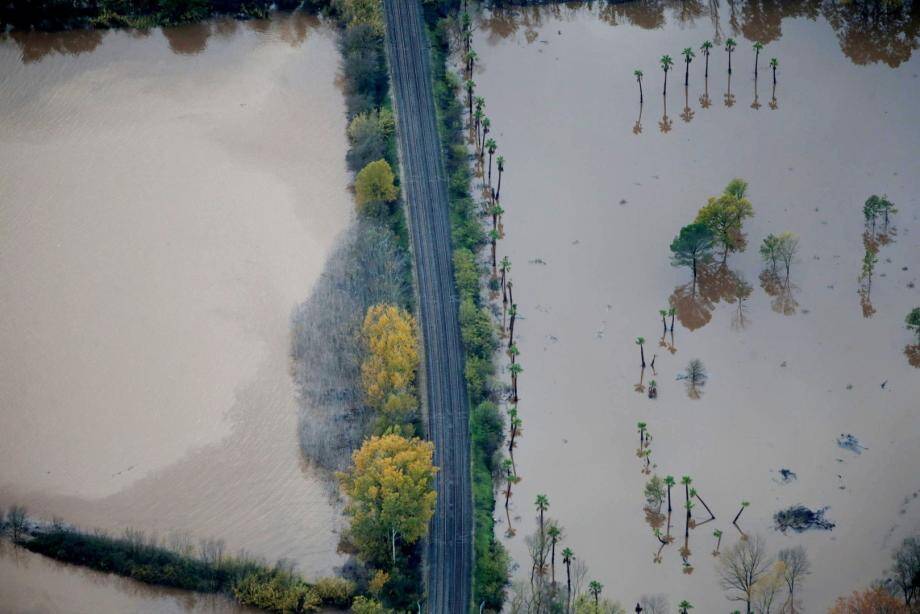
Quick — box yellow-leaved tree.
[361,304,419,424]
[339,434,437,565]
[355,159,399,215]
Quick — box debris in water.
[529,258,547,265]
[779,469,797,483]
[837,434,867,454]
[774,505,835,533]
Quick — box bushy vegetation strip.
[12,521,353,613]
[422,7,511,610]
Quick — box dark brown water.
[0,13,351,609]
[474,2,920,611]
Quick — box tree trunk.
[391,527,397,565]
[496,169,503,201]
[667,485,672,513]
[685,61,689,86]
[639,79,644,103]
[663,71,668,96]
[773,66,776,85]
[705,54,709,78]
[639,344,645,368]
[754,50,759,77]
[566,563,572,614]
[728,51,733,74]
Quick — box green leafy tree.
[670,223,715,281]
[589,580,604,608]
[906,308,920,342]
[695,179,754,261]
[770,58,778,84]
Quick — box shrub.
[470,401,504,471]
[313,577,355,606]
[346,109,395,172]
[459,297,497,358]
[351,596,389,614]
[340,24,388,117]
[233,570,321,613]
[453,248,481,300]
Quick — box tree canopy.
[361,304,419,420]
[695,179,754,259]
[339,434,437,566]
[355,159,399,213]
[670,223,715,279]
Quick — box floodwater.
[0,543,254,613]
[474,2,920,611]
[0,12,351,607]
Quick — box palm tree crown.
[660,55,674,71]
[700,40,712,54]
[725,38,737,52]
[683,47,695,62]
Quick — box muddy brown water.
[0,13,350,609]
[473,3,920,611]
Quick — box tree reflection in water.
[478,0,919,68]
[759,269,799,315]
[670,263,748,331]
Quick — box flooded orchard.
[0,12,350,606]
[474,2,920,611]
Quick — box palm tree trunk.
[663,70,668,96]
[695,493,716,520]
[488,152,493,188]
[496,169,503,201]
[772,66,776,85]
[685,61,689,86]
[639,78,644,103]
[705,53,709,78]
[566,563,572,614]
[508,309,516,350]
[667,484,672,513]
[754,50,759,77]
[551,541,556,585]
[728,51,732,74]
[639,344,645,368]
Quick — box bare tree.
[778,545,811,613]
[639,593,670,614]
[889,536,920,609]
[718,534,773,614]
[6,505,27,542]
[775,232,799,280]
[752,561,786,614]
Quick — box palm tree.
[637,421,647,449]
[678,600,694,613]
[465,48,478,78]
[682,476,693,541]
[712,529,723,555]
[770,57,778,84]
[547,524,561,585]
[535,494,550,575]
[485,138,497,188]
[562,547,574,612]
[509,360,522,402]
[733,500,750,526]
[682,47,695,86]
[725,38,737,74]
[635,69,644,103]
[664,475,676,513]
[752,41,764,77]
[461,11,471,53]
[659,309,668,334]
[508,303,517,350]
[562,552,582,606]
[700,40,713,78]
[660,55,674,95]
[636,336,646,368]
[495,155,505,201]
[500,256,511,304]
[489,228,499,272]
[589,581,604,609]
[668,307,676,332]
[465,79,475,120]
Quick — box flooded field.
[474,2,920,611]
[0,12,350,605]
